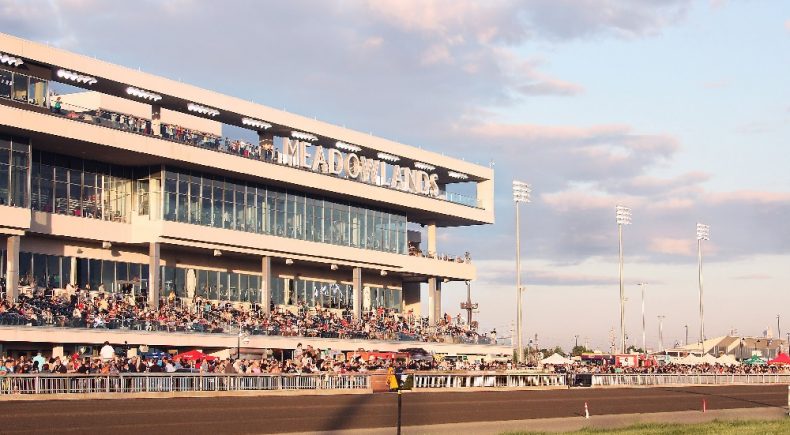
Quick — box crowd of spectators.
[571,362,790,375]
[0,289,494,345]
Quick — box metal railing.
[412,372,567,389]
[0,373,370,395]
[585,373,790,387]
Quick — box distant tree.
[626,345,646,354]
[571,345,591,356]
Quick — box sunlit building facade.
[0,33,494,324]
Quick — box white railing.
[412,372,567,389]
[587,373,790,387]
[0,373,370,395]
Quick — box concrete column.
[69,257,77,286]
[5,235,20,303]
[428,277,442,326]
[352,267,363,320]
[427,221,437,256]
[260,256,271,314]
[147,242,160,309]
[403,282,421,316]
[151,105,162,136]
[258,131,275,161]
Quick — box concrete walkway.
[304,407,787,435]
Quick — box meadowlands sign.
[278,139,441,197]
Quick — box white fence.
[0,373,370,395]
[587,373,790,387]
[412,372,567,389]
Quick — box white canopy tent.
[540,353,573,365]
[716,354,740,366]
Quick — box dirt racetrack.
[0,385,785,434]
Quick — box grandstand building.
[0,34,502,357]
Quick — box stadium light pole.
[696,223,710,352]
[638,282,647,352]
[512,180,531,364]
[616,205,632,354]
[658,315,666,352]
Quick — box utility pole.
[684,324,689,347]
[658,315,666,352]
[574,334,579,350]
[638,282,648,352]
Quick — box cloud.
[785,19,790,32]
[649,237,694,256]
[732,273,772,280]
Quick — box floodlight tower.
[512,181,531,364]
[696,223,710,351]
[616,205,632,354]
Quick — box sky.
[2,0,789,352]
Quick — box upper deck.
[0,33,494,227]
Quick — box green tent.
[744,355,766,365]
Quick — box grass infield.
[503,419,790,435]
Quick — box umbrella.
[171,349,217,362]
[768,353,790,365]
[744,355,766,365]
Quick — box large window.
[161,168,408,254]
[0,68,48,107]
[0,134,30,208]
[31,151,133,222]
[271,276,354,310]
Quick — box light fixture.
[0,52,23,67]
[380,270,388,277]
[213,249,222,257]
[377,152,400,163]
[242,117,272,130]
[414,162,435,171]
[56,69,97,85]
[616,205,632,226]
[126,86,162,102]
[285,258,294,265]
[330,264,339,271]
[291,131,318,142]
[696,223,710,240]
[335,141,361,152]
[102,241,112,249]
[187,103,220,117]
[512,181,531,203]
[448,171,468,180]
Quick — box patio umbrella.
[171,349,218,361]
[768,353,790,365]
[744,355,766,365]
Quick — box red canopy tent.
[171,350,218,362]
[768,353,790,365]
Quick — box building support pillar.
[402,282,421,316]
[427,221,437,256]
[260,256,271,314]
[352,267,363,320]
[69,257,77,286]
[5,235,20,303]
[428,277,442,326]
[151,105,162,136]
[147,242,160,309]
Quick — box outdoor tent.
[700,354,718,364]
[540,353,572,365]
[744,355,766,365]
[715,354,740,366]
[768,353,790,365]
[676,354,701,365]
[171,349,218,361]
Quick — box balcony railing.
[10,91,483,209]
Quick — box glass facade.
[269,277,402,312]
[30,150,134,222]
[162,168,408,254]
[9,250,148,292]
[0,68,48,107]
[192,268,261,303]
[0,134,30,207]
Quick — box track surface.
[0,385,785,434]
